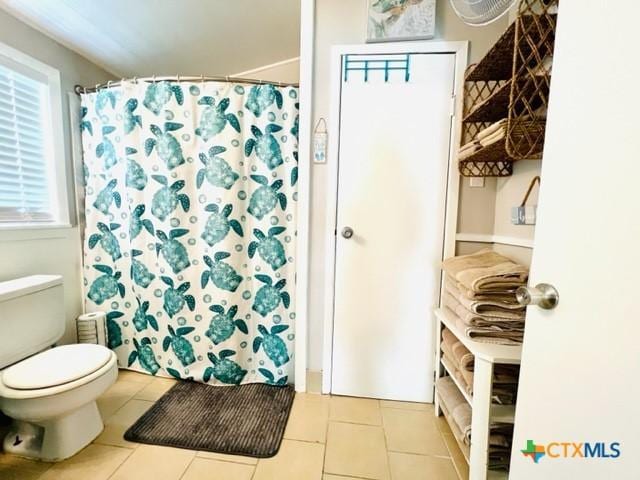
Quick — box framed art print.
[367,0,437,42]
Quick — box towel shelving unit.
[434,307,521,480]
[459,0,558,177]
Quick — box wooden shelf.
[440,357,473,404]
[440,358,516,424]
[435,308,522,365]
[436,390,471,463]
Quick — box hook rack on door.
[343,54,411,83]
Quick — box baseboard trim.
[306,370,322,394]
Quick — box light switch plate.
[511,205,537,225]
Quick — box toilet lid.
[2,344,112,390]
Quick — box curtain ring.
[133,76,137,85]
[152,75,156,84]
[177,74,180,83]
[200,74,204,86]
[106,80,112,89]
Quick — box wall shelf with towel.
[435,248,528,480]
[439,348,517,424]
[435,308,521,480]
[458,0,558,177]
[436,308,521,364]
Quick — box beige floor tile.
[389,452,458,480]
[39,444,132,480]
[324,422,390,480]
[253,439,324,480]
[0,454,51,480]
[296,392,330,403]
[109,444,195,480]
[329,396,381,425]
[195,451,258,465]
[134,377,177,402]
[284,393,330,443]
[381,408,449,457]
[117,369,155,384]
[379,400,432,412]
[94,399,154,448]
[442,433,469,480]
[324,475,368,480]
[97,380,146,421]
[180,457,254,480]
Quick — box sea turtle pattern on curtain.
[80,80,298,386]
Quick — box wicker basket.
[458,0,558,177]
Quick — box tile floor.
[0,370,469,480]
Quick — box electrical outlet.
[469,177,485,188]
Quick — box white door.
[331,51,456,402]
[511,2,640,478]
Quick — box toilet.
[0,275,117,461]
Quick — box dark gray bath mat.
[124,381,295,458]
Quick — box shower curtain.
[80,80,298,386]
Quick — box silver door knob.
[516,283,559,310]
[341,227,354,239]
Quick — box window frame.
[0,41,70,232]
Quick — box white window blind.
[0,63,53,223]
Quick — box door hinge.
[449,94,456,117]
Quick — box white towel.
[479,128,505,147]
[476,119,507,141]
[458,140,481,159]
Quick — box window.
[0,42,68,228]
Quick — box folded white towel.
[477,119,507,141]
[458,141,481,160]
[479,128,505,147]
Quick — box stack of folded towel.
[436,376,513,470]
[457,118,508,159]
[458,140,482,160]
[442,249,528,346]
[441,328,520,405]
[477,119,507,147]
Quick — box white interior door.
[511,3,640,478]
[331,52,455,402]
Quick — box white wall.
[307,0,509,372]
[493,160,540,241]
[0,9,114,344]
[234,57,300,84]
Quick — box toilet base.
[2,401,104,462]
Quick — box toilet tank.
[0,275,65,369]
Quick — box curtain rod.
[74,75,299,94]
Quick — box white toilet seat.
[0,346,117,400]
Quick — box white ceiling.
[0,0,300,77]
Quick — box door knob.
[516,283,559,310]
[341,226,354,239]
